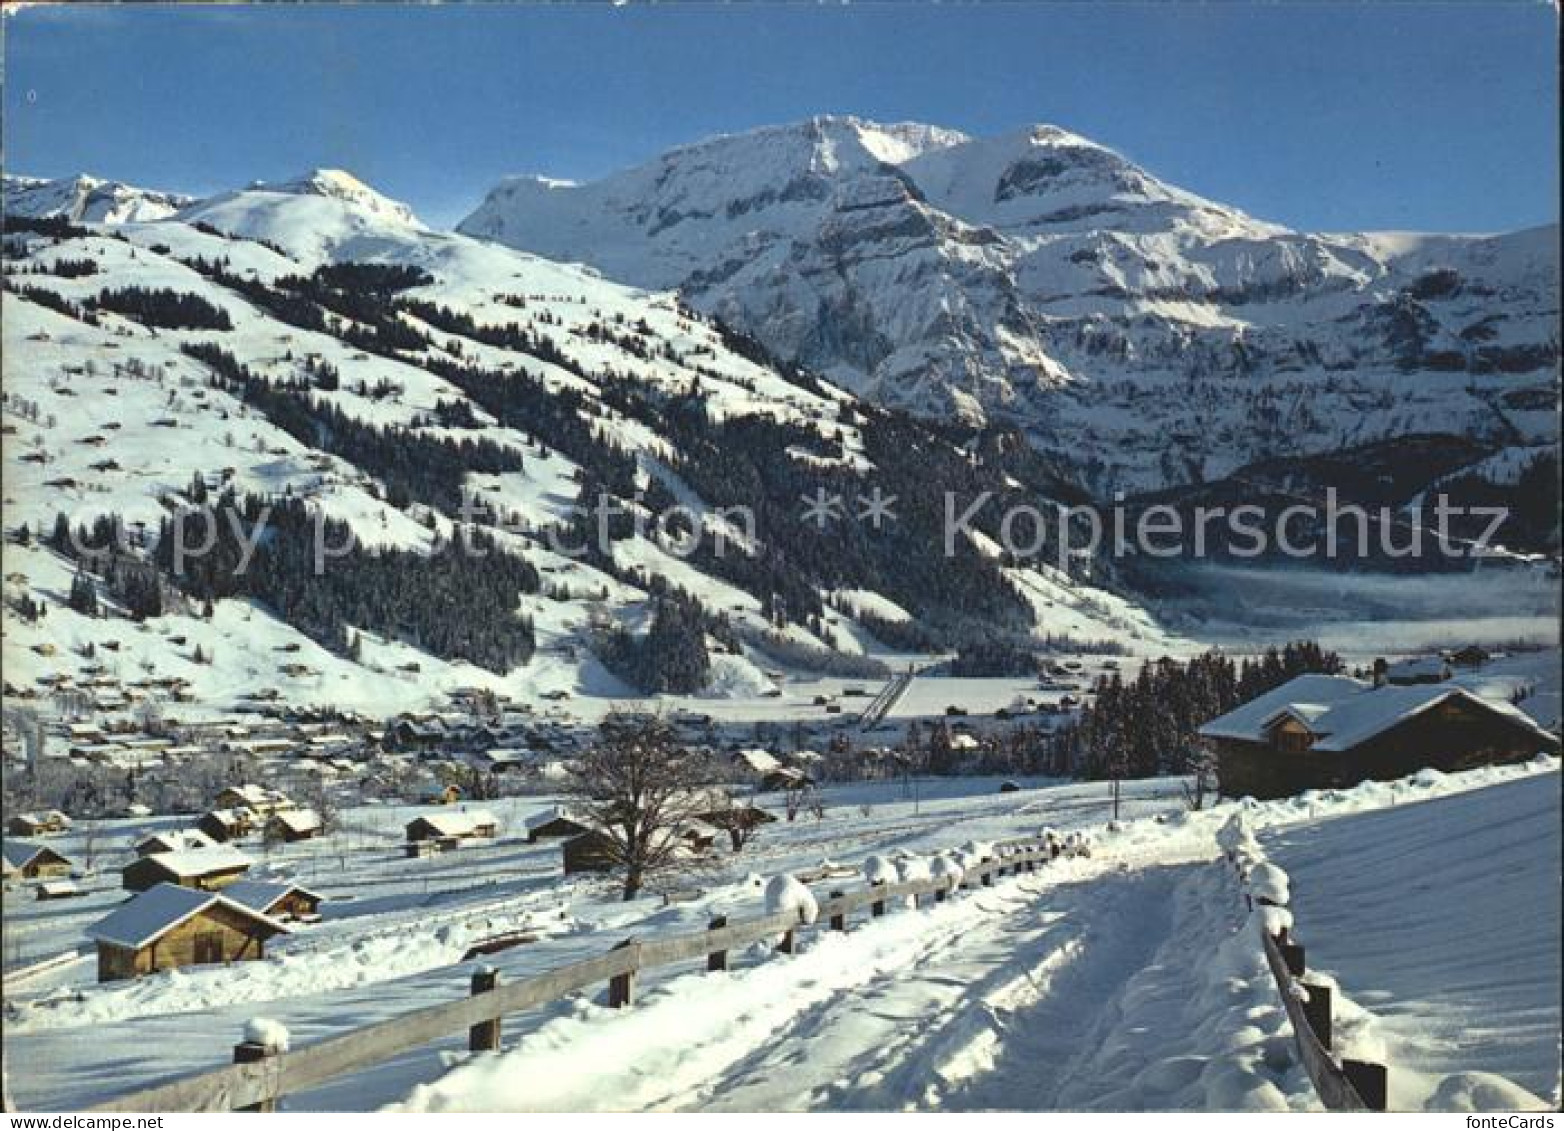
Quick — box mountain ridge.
[457,117,1559,496]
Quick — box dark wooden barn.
[1200,674,1559,800]
[562,829,618,875]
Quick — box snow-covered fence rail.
[1,947,89,990]
[1220,816,1388,1112]
[81,837,1060,1113]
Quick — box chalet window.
[193,931,224,964]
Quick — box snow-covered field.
[1263,773,1561,1111]
[5,760,1557,1112]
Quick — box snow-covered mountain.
[459,116,1559,496]
[2,166,1169,717]
[4,173,195,225]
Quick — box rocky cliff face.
[460,116,1559,496]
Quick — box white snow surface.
[5,761,1558,1111]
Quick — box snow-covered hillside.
[6,760,1554,1111]
[1263,772,1560,1110]
[459,116,1560,497]
[3,169,1176,717]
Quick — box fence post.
[1299,980,1332,1050]
[232,1041,278,1113]
[871,883,886,917]
[706,915,728,972]
[468,967,500,1051]
[829,891,846,932]
[1342,1059,1388,1111]
[608,938,638,1008]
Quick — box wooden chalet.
[264,808,324,843]
[7,810,70,837]
[562,828,618,875]
[197,807,256,843]
[1200,674,1560,800]
[122,846,253,893]
[215,784,293,816]
[221,880,324,923]
[404,809,499,855]
[1379,656,1453,686]
[524,806,591,843]
[89,882,290,982]
[2,841,74,882]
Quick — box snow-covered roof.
[221,879,322,915]
[136,829,218,854]
[3,841,69,869]
[1198,675,1367,742]
[9,811,68,828]
[134,845,253,878]
[203,806,254,825]
[1308,686,1552,753]
[732,748,782,774]
[219,784,274,805]
[88,882,289,950]
[407,809,499,838]
[1385,656,1450,681]
[267,807,323,834]
[1201,674,1557,754]
[524,805,586,831]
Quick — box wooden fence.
[82,838,1061,1113]
[1228,853,1388,1111]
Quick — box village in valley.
[1,633,1559,1111]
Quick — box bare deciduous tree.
[567,711,719,901]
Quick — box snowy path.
[395,855,1314,1112]
[691,865,1183,1111]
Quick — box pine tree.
[68,570,99,616]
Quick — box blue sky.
[4,3,1557,232]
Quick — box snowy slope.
[1263,772,1561,1110]
[9,760,1554,1112]
[3,168,1177,718]
[460,116,1559,496]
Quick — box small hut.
[196,807,256,843]
[222,880,324,923]
[2,842,74,882]
[7,811,70,837]
[88,882,290,982]
[524,806,591,843]
[122,846,253,893]
[215,784,294,815]
[562,829,618,875]
[36,879,84,901]
[264,808,324,843]
[404,809,498,855]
